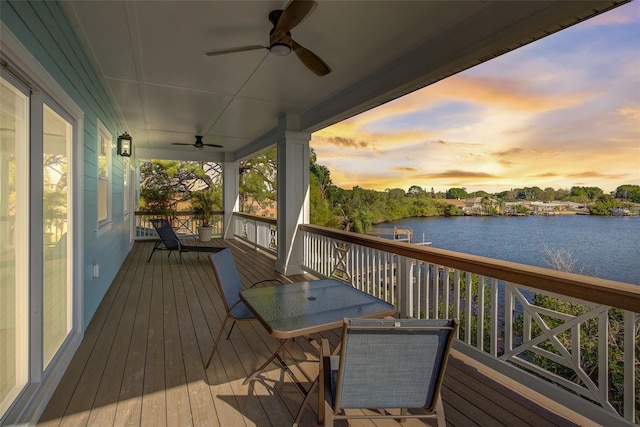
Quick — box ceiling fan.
[171,135,222,150]
[204,0,331,76]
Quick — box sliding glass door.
[42,104,72,368]
[0,72,76,420]
[0,75,29,417]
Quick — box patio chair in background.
[204,248,283,369]
[320,318,458,426]
[147,218,223,263]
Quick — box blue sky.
[311,2,640,194]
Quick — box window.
[97,120,111,234]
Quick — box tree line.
[309,150,640,231]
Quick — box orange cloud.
[415,170,499,179]
[567,171,630,179]
[392,167,418,172]
[617,105,640,121]
[326,136,371,149]
[343,74,594,129]
[530,172,560,178]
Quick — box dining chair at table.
[204,248,283,369]
[319,318,458,426]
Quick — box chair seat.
[229,302,255,320]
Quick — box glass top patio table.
[239,279,397,339]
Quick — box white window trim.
[96,119,112,236]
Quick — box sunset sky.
[310,2,640,194]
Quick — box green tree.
[310,149,333,200]
[446,187,468,200]
[570,186,603,203]
[542,187,557,202]
[588,194,622,215]
[614,185,640,203]
[139,160,222,218]
[239,148,277,212]
[515,186,544,200]
[407,185,426,197]
[442,203,463,216]
[190,188,221,226]
[386,188,406,200]
[481,196,500,215]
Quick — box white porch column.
[275,126,310,275]
[222,160,239,240]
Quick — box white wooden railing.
[231,212,277,255]
[134,210,223,240]
[300,224,639,426]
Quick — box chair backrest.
[334,318,457,412]
[150,218,180,250]
[208,248,244,314]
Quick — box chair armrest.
[249,278,284,288]
[165,237,182,250]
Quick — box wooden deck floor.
[37,240,594,427]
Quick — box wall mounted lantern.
[117,132,132,157]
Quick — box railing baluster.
[432,265,437,319]
[477,275,485,351]
[490,278,498,357]
[505,283,513,354]
[415,260,422,318]
[453,269,461,327]
[398,255,413,318]
[465,271,472,345]
[443,267,450,322]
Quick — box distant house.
[442,199,466,208]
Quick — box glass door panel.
[42,104,72,368]
[0,76,29,417]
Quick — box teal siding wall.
[2,0,133,329]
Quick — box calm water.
[380,215,639,285]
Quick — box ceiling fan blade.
[203,144,223,148]
[289,37,331,76]
[171,143,192,146]
[205,45,267,56]
[271,0,316,44]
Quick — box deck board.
[38,240,590,427]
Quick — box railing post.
[397,255,414,318]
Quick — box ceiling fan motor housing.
[268,10,292,55]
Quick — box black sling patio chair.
[147,218,223,263]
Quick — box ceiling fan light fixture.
[270,42,292,56]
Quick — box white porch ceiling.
[61,0,626,162]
